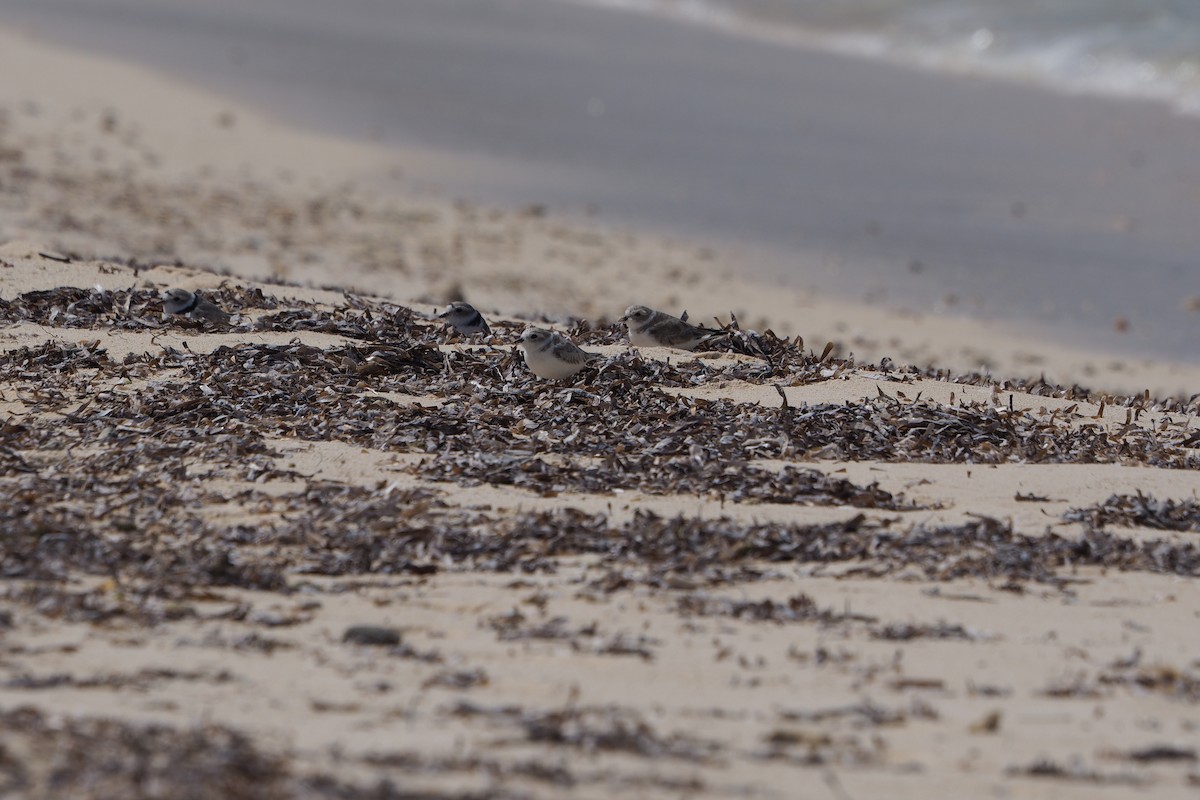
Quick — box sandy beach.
[2,15,1200,800]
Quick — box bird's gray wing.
[553,339,600,365]
[195,298,232,325]
[649,317,721,346]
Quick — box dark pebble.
[342,625,401,646]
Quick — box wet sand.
[1,0,1200,359]
[2,19,1200,800]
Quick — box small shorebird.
[620,304,724,351]
[517,327,599,379]
[162,288,231,326]
[438,301,491,336]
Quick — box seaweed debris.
[1065,492,1200,532]
[1008,757,1148,786]
[421,451,909,508]
[675,592,874,625]
[6,288,1200,616]
[0,706,492,799]
[0,285,278,330]
[450,703,720,763]
[0,706,289,799]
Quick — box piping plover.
[620,304,724,350]
[162,288,231,326]
[517,327,599,380]
[438,301,491,337]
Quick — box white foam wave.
[556,0,1200,117]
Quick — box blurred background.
[1,0,1198,360]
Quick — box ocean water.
[570,0,1200,115]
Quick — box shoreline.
[1,0,1199,362]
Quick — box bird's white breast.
[523,344,584,379]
